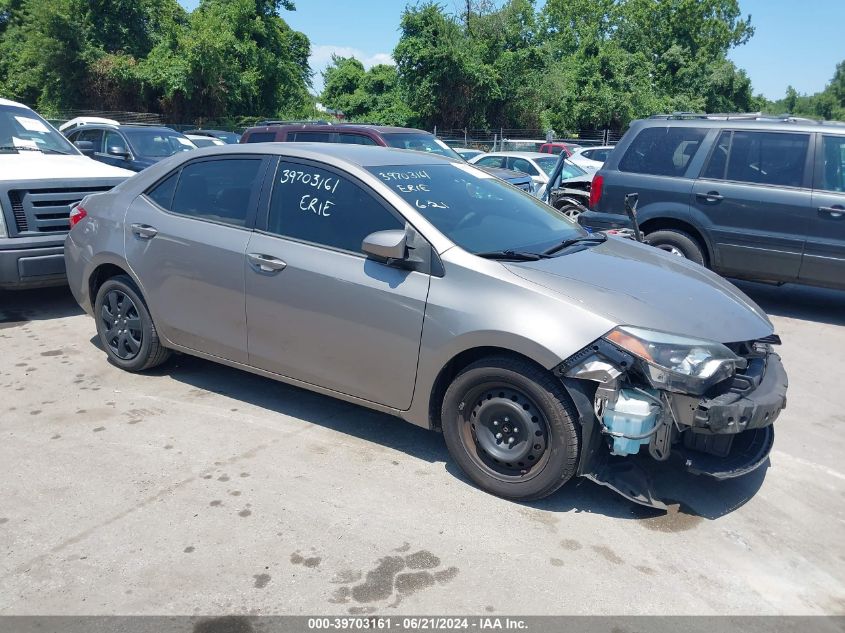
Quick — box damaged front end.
[555,327,788,509]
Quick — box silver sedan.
[64,143,787,506]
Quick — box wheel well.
[428,347,549,431]
[639,217,711,266]
[88,263,130,310]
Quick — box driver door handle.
[818,205,845,219]
[247,253,287,273]
[130,223,158,239]
[696,191,724,202]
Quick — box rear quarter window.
[244,132,277,143]
[619,127,708,177]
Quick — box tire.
[441,356,580,501]
[93,274,170,372]
[645,229,706,266]
[556,203,584,221]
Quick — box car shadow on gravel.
[733,280,845,327]
[144,353,765,522]
[0,286,83,326]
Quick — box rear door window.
[619,127,708,176]
[290,131,333,143]
[244,132,277,143]
[338,133,378,146]
[509,157,539,175]
[77,129,104,151]
[724,131,809,188]
[170,158,264,227]
[474,156,505,169]
[818,135,845,192]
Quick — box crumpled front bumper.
[688,352,787,434]
[560,348,788,509]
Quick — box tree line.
[1,0,844,133]
[0,0,312,124]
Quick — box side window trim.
[143,155,270,230]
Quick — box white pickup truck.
[0,98,132,289]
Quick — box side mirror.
[362,229,408,262]
[107,145,129,158]
[74,140,94,156]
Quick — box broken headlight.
[604,326,746,394]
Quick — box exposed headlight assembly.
[604,326,746,394]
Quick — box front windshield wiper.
[41,148,73,155]
[475,250,548,261]
[541,233,607,256]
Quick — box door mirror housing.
[107,145,130,158]
[362,229,408,262]
[74,140,95,156]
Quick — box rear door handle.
[818,205,845,219]
[130,223,158,239]
[696,191,724,202]
[247,253,287,273]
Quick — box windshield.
[535,156,559,175]
[367,163,586,254]
[560,159,587,179]
[0,104,78,155]
[381,133,463,161]
[124,128,195,158]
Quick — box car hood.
[561,174,592,186]
[504,236,773,344]
[0,153,133,179]
[476,165,531,183]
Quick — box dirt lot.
[1,281,844,615]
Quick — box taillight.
[589,174,603,209]
[69,205,87,228]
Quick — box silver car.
[64,144,788,507]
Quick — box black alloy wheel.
[99,289,143,360]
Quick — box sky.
[177,0,845,100]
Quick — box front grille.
[9,190,27,232]
[6,186,113,234]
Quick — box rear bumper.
[0,237,67,289]
[578,210,632,231]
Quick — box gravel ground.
[0,281,843,616]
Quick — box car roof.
[483,151,555,160]
[72,124,180,134]
[245,123,429,135]
[165,142,461,168]
[635,117,845,134]
[0,97,28,108]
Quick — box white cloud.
[309,45,395,93]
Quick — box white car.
[58,116,120,133]
[185,134,226,148]
[469,151,560,194]
[567,145,615,171]
[0,98,132,289]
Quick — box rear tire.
[94,275,170,372]
[645,229,706,266]
[441,356,580,501]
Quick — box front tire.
[441,357,580,501]
[645,229,706,266]
[94,275,170,372]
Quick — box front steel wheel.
[441,356,580,500]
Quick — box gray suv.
[64,143,787,507]
[579,114,845,291]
